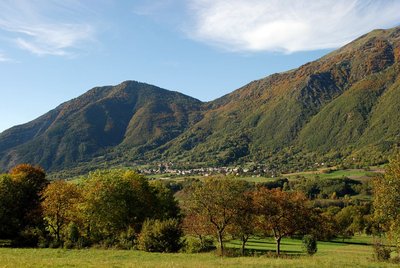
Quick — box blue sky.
[0,0,400,133]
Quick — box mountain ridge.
[1,27,400,174]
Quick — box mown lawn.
[0,236,397,268]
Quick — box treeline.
[0,167,181,250]
[1,160,400,260]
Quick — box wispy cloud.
[0,0,96,56]
[186,0,400,53]
[0,52,10,62]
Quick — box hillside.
[0,81,203,172]
[1,27,400,173]
[152,27,400,169]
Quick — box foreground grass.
[0,237,398,268]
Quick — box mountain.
[152,27,400,168]
[1,27,400,174]
[0,81,203,172]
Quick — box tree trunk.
[56,229,60,244]
[276,237,281,256]
[241,235,248,256]
[218,231,224,256]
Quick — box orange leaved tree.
[252,187,314,255]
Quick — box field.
[0,236,397,267]
[239,168,379,183]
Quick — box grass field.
[0,236,397,267]
[239,168,379,183]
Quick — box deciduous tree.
[0,164,48,242]
[184,177,248,255]
[252,188,313,255]
[41,180,81,244]
[373,154,400,246]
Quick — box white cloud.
[0,0,96,56]
[186,0,400,53]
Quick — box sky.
[0,0,400,133]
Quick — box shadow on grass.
[221,247,304,258]
[327,240,371,246]
[226,241,304,257]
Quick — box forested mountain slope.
[1,27,400,173]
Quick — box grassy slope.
[0,237,396,267]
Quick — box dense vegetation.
[0,166,181,250]
[1,156,400,265]
[1,27,400,175]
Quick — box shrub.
[116,226,137,249]
[184,236,215,253]
[302,235,317,255]
[373,242,391,261]
[138,219,184,253]
[67,223,80,244]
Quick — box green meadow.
[239,168,378,183]
[0,236,397,268]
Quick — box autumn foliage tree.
[184,177,248,255]
[41,180,81,245]
[252,188,314,255]
[228,192,255,255]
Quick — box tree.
[0,164,48,242]
[79,169,180,246]
[10,164,48,229]
[373,154,400,246]
[184,177,248,255]
[150,181,181,220]
[41,180,81,245]
[302,234,317,255]
[252,188,313,255]
[0,174,20,238]
[182,212,213,247]
[81,169,156,243]
[228,191,255,255]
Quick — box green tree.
[373,154,400,247]
[0,174,20,238]
[138,218,184,253]
[0,164,48,243]
[150,181,180,220]
[81,169,155,243]
[302,234,317,255]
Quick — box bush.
[302,235,317,255]
[138,219,184,253]
[184,236,215,253]
[116,226,137,249]
[67,223,80,244]
[373,242,391,261]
